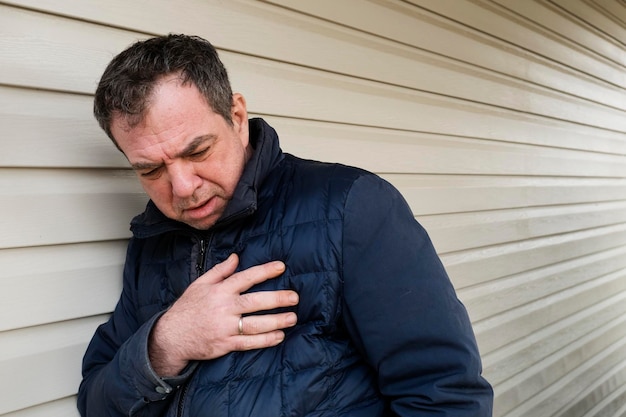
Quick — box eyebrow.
[130,134,217,171]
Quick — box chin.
[184,217,219,231]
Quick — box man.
[78,34,493,416]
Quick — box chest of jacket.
[129,157,383,416]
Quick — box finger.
[237,290,299,314]
[238,312,298,336]
[198,253,239,284]
[225,260,286,293]
[233,330,287,352]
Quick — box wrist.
[148,313,188,377]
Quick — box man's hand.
[148,253,299,376]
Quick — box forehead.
[112,73,187,125]
[111,77,218,155]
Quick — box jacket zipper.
[195,236,210,278]
[176,381,190,417]
[176,235,211,417]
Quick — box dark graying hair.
[94,34,233,147]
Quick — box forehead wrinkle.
[129,134,217,171]
[179,134,217,157]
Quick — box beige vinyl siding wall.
[1,0,625,416]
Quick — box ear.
[231,93,249,146]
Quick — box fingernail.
[289,292,299,304]
[274,261,285,271]
[287,313,297,325]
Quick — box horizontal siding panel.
[421,201,626,253]
[473,268,626,353]
[460,245,626,321]
[3,4,626,137]
[491,311,626,416]
[4,92,626,176]
[233,53,626,153]
[383,175,626,215]
[564,368,626,417]
[503,337,626,417]
[0,316,106,414]
[403,0,625,87]
[261,0,625,110]
[563,367,626,417]
[482,292,626,386]
[267,117,626,178]
[5,0,625,115]
[0,86,125,168]
[0,242,125,331]
[492,0,626,66]
[3,397,79,417]
[552,0,626,44]
[442,224,626,288]
[491,300,626,416]
[0,169,147,249]
[591,0,626,27]
[0,6,131,94]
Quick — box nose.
[168,161,201,199]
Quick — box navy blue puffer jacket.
[78,118,492,416]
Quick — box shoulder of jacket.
[282,154,375,184]
[273,156,393,216]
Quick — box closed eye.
[191,148,209,157]
[188,147,210,160]
[139,166,163,179]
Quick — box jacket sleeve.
[77,238,195,417]
[341,174,493,416]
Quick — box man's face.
[111,75,251,230]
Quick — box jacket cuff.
[119,311,198,403]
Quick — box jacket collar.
[130,118,284,238]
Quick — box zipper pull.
[196,238,206,277]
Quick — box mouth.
[184,198,210,212]
[182,196,219,221]
[184,199,209,212]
